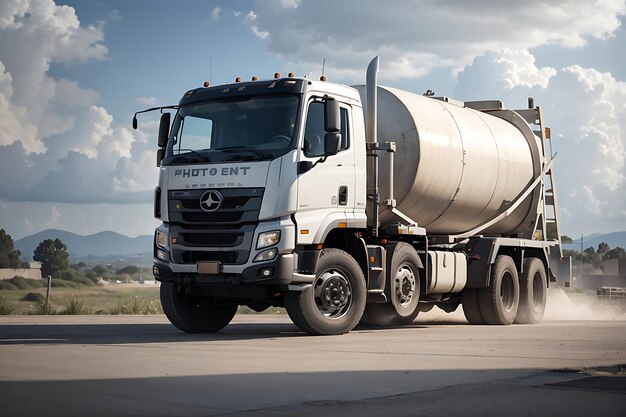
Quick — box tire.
[362,243,421,326]
[285,248,366,335]
[462,288,485,324]
[478,255,520,325]
[160,282,237,333]
[514,258,547,324]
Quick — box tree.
[0,229,22,268]
[560,235,574,244]
[597,242,610,258]
[33,239,69,277]
[604,247,626,260]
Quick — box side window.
[303,101,350,157]
[340,107,349,151]
[303,102,325,157]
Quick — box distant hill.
[15,229,153,260]
[562,231,626,251]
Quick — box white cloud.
[245,10,269,39]
[454,49,626,235]
[210,6,221,21]
[248,0,625,81]
[0,0,157,205]
[0,0,107,153]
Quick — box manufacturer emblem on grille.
[199,190,223,212]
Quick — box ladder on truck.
[516,101,563,258]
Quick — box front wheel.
[285,248,366,335]
[161,283,237,333]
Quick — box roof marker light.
[235,77,241,82]
[274,72,281,78]
[252,76,258,81]
[203,81,211,87]
[288,72,295,78]
[320,75,327,81]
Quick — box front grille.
[168,188,263,266]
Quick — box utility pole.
[579,234,584,289]
[139,253,144,284]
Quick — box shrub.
[51,279,82,288]
[0,281,18,290]
[85,271,98,282]
[0,297,15,315]
[108,296,162,315]
[62,298,92,315]
[8,276,43,290]
[91,264,109,275]
[56,269,95,286]
[117,265,140,275]
[21,292,45,303]
[29,302,56,315]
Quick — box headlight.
[257,230,280,249]
[156,230,169,249]
[254,248,278,262]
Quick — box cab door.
[295,98,355,244]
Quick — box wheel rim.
[313,269,352,319]
[531,271,543,312]
[500,271,515,312]
[395,263,416,307]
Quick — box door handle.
[338,186,348,206]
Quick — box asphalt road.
[1,312,625,417]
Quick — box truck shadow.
[0,321,438,345]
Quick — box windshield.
[165,95,300,163]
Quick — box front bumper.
[153,253,315,287]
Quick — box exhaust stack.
[366,56,379,144]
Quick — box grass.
[0,284,161,315]
[0,297,15,315]
[0,281,285,315]
[62,298,92,315]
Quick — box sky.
[0,0,625,241]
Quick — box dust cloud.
[411,287,626,324]
[543,287,626,321]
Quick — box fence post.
[45,275,51,307]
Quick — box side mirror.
[324,132,341,156]
[156,148,165,167]
[324,97,340,133]
[158,113,171,148]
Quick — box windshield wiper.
[218,145,271,160]
[170,149,210,163]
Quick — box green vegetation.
[0,285,161,315]
[21,292,45,303]
[29,302,56,315]
[564,242,626,274]
[0,229,22,268]
[0,297,15,315]
[34,238,70,276]
[107,296,162,315]
[62,298,92,315]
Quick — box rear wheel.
[160,283,237,333]
[514,258,547,324]
[462,288,485,324]
[285,248,366,335]
[362,243,421,326]
[478,255,520,325]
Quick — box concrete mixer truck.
[134,57,570,335]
